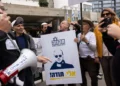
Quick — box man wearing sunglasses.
[94,8,120,86]
[50,49,74,70]
[49,20,76,86]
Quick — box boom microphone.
[0,49,37,85]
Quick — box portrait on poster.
[41,30,82,85]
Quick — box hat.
[101,8,116,17]
[78,17,94,28]
[11,17,24,27]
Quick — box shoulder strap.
[7,34,20,52]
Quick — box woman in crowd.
[96,8,120,86]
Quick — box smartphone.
[100,18,112,28]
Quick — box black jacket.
[50,60,74,70]
[102,31,119,55]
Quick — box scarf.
[94,21,119,58]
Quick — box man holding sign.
[41,20,82,86]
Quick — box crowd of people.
[0,0,120,86]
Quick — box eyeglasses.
[55,55,62,58]
[102,13,111,17]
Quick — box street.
[36,70,106,86]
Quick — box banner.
[41,31,82,85]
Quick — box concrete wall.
[4,3,100,22]
[4,3,64,17]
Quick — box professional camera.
[100,18,112,28]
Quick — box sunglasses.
[55,55,62,58]
[101,13,111,17]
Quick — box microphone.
[0,49,37,85]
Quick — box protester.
[54,20,76,86]
[94,8,119,86]
[0,2,51,86]
[75,18,98,86]
[40,22,52,35]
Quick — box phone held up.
[99,18,112,28]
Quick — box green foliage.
[39,0,48,7]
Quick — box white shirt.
[77,32,96,58]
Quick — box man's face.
[60,21,69,31]
[13,24,24,35]
[54,50,63,63]
[42,24,47,32]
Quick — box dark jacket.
[102,30,120,86]
[50,60,74,70]
[0,30,35,86]
[102,31,119,55]
[9,31,36,54]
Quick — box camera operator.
[96,8,120,86]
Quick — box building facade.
[90,0,120,12]
[1,0,54,8]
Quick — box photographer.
[95,8,120,86]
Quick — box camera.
[100,18,112,28]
